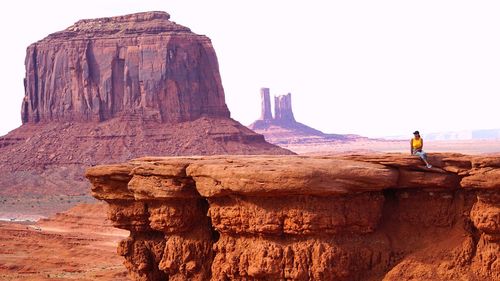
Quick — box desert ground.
[0,6,497,280]
[0,204,129,281]
[283,139,500,155]
[0,139,499,280]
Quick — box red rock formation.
[259,88,273,121]
[0,12,291,217]
[87,153,500,281]
[22,11,229,124]
[274,93,295,123]
[249,89,363,147]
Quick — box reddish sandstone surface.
[22,11,229,124]
[0,11,291,218]
[87,153,500,281]
[0,203,129,281]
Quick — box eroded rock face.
[274,93,295,123]
[259,88,272,121]
[0,12,291,214]
[87,153,500,281]
[22,11,229,124]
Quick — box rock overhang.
[85,152,500,280]
[86,153,499,200]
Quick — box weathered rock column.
[259,87,273,120]
[274,93,295,123]
[464,157,500,280]
[86,159,215,281]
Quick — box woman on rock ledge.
[411,130,432,168]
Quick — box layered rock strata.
[87,153,500,280]
[0,12,291,212]
[22,11,229,124]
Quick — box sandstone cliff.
[0,12,291,218]
[22,11,229,124]
[87,153,500,281]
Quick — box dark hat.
[413,130,420,135]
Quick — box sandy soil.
[0,195,96,222]
[0,204,129,281]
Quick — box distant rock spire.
[249,87,359,143]
[260,88,273,120]
[250,88,298,128]
[274,93,295,123]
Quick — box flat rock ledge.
[86,153,500,281]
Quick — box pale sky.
[1,0,499,138]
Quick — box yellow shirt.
[412,137,423,149]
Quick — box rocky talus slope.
[87,153,499,280]
[0,12,290,213]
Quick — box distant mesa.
[249,88,363,145]
[0,11,292,215]
[22,11,229,124]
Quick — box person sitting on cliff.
[411,131,432,168]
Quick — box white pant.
[414,151,427,160]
